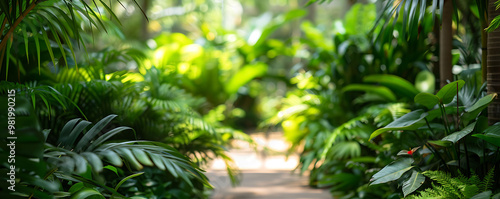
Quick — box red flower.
[407,150,413,155]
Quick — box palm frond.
[0,0,147,78]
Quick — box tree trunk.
[487,0,500,125]
[439,0,453,88]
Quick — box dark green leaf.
[402,170,425,197]
[436,80,465,104]
[371,158,414,185]
[414,92,440,109]
[370,110,428,140]
[442,122,476,143]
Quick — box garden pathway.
[207,132,332,199]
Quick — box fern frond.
[480,167,495,192]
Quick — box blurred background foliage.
[1,0,499,198]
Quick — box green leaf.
[364,74,420,99]
[371,158,414,185]
[115,148,143,170]
[370,110,428,140]
[75,114,117,151]
[472,123,500,147]
[86,126,133,151]
[100,150,122,166]
[414,92,440,109]
[486,15,500,32]
[343,84,397,102]
[81,152,103,173]
[103,165,118,176]
[132,148,154,166]
[471,191,492,199]
[225,63,268,94]
[114,172,144,191]
[70,188,104,199]
[442,122,476,143]
[428,140,453,147]
[436,80,465,104]
[402,170,425,197]
[463,94,498,123]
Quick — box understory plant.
[370,79,500,197]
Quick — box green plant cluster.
[270,1,500,199]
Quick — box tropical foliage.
[2,0,500,198]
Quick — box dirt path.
[207,132,332,199]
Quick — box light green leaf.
[343,84,397,102]
[70,188,104,199]
[364,74,419,99]
[370,110,428,140]
[103,165,118,176]
[442,122,476,143]
[132,148,154,166]
[115,172,144,191]
[403,170,425,197]
[428,140,453,147]
[436,80,465,104]
[225,63,268,94]
[414,92,440,109]
[371,158,414,185]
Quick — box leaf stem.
[439,104,451,135]
[464,136,470,177]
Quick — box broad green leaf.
[473,127,500,147]
[415,70,435,93]
[403,170,425,197]
[471,191,492,199]
[69,182,85,193]
[371,158,414,185]
[414,92,440,109]
[436,80,465,104]
[463,94,498,123]
[428,140,453,147]
[442,122,476,143]
[225,63,268,94]
[343,84,397,102]
[370,110,428,140]
[364,74,419,99]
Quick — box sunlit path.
[207,132,332,199]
